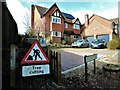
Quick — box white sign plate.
[22,64,50,77]
[85,54,97,62]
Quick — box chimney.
[85,14,89,27]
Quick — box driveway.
[54,48,119,72]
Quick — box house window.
[52,16,61,24]
[65,23,68,28]
[51,31,61,37]
[73,24,80,29]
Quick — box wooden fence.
[48,50,61,84]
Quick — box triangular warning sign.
[21,40,49,64]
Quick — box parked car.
[90,39,106,49]
[71,39,89,48]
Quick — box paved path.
[55,48,119,72]
[61,51,83,71]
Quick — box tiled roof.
[35,4,80,24]
[110,18,118,24]
[35,5,48,16]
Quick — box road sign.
[85,54,97,63]
[84,54,97,83]
[22,64,50,77]
[21,40,49,64]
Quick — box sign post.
[21,40,50,77]
[84,54,97,83]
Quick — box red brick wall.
[45,5,64,33]
[82,15,113,37]
[64,23,80,35]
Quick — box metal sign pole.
[84,55,88,83]
[94,59,96,74]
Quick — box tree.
[23,12,30,34]
[28,28,35,38]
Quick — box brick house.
[81,14,119,45]
[31,3,81,44]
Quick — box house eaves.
[110,18,118,25]
[89,14,112,24]
[42,3,65,19]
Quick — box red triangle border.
[21,40,49,64]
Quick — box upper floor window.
[52,16,61,24]
[73,19,80,29]
[65,23,68,28]
[73,24,80,29]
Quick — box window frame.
[52,16,61,24]
[51,31,61,37]
[65,23,68,28]
[73,24,80,29]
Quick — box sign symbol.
[26,55,33,60]
[21,40,49,64]
[33,49,42,60]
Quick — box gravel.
[15,60,120,90]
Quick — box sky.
[6,0,119,35]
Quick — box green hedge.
[108,38,120,50]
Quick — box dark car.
[71,39,89,48]
[90,39,106,49]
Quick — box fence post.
[49,50,53,78]
[57,52,61,84]
[49,50,61,84]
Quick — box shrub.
[108,38,120,50]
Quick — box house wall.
[31,6,46,40]
[34,7,42,35]
[82,19,113,38]
[89,16,113,29]
[64,22,81,44]
[44,5,64,44]
[73,29,80,34]
[32,4,81,44]
[81,15,120,45]
[85,20,112,36]
[64,23,72,31]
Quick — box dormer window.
[73,20,80,29]
[73,24,80,29]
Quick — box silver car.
[71,40,89,48]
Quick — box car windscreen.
[77,40,82,42]
[92,40,104,44]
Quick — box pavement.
[54,48,119,72]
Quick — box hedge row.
[108,38,120,50]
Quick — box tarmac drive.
[55,48,119,72]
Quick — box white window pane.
[57,32,61,37]
[65,23,68,28]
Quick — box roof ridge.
[35,4,48,9]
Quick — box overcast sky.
[6,0,119,35]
